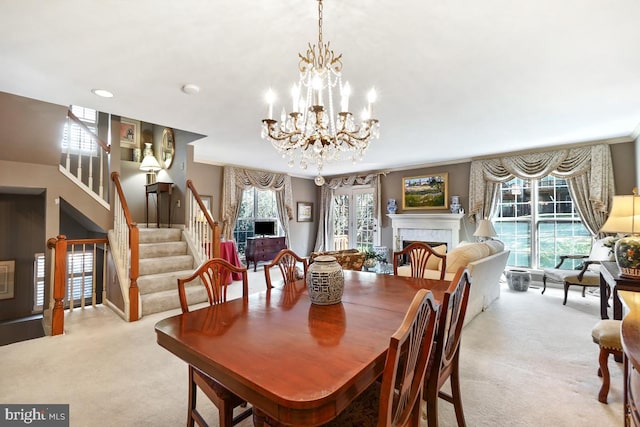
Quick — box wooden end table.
[145,182,173,228]
[600,261,640,321]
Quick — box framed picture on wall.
[297,202,313,222]
[402,173,449,210]
[201,195,212,212]
[0,260,15,300]
[120,118,140,148]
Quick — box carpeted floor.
[0,274,624,426]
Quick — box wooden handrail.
[68,109,110,153]
[112,171,136,231]
[186,179,221,258]
[111,171,140,322]
[49,237,109,247]
[187,180,217,229]
[47,235,109,335]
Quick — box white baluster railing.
[59,109,110,209]
[185,180,221,264]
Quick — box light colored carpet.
[0,274,623,426]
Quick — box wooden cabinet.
[245,236,286,272]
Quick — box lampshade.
[599,194,640,279]
[473,219,497,239]
[599,195,640,234]
[139,153,161,172]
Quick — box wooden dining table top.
[154,270,450,426]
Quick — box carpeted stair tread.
[139,255,194,276]
[137,270,196,295]
[139,241,187,259]
[138,227,182,244]
[140,285,208,316]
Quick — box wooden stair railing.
[59,108,111,207]
[47,235,109,336]
[186,180,221,262]
[111,171,140,322]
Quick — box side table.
[600,261,640,320]
[145,182,173,228]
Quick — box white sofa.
[397,240,510,326]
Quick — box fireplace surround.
[388,213,465,252]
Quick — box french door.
[333,186,378,251]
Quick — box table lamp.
[473,218,497,242]
[139,143,161,184]
[599,191,640,279]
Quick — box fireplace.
[399,240,447,265]
[388,213,465,252]
[402,240,447,250]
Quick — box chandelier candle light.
[261,0,380,186]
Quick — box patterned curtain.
[221,166,294,243]
[314,173,381,251]
[468,144,614,235]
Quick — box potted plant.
[361,249,385,270]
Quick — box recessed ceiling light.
[91,89,114,98]
[182,84,200,95]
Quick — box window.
[33,251,95,311]
[333,186,377,251]
[33,254,45,312]
[494,177,591,269]
[61,105,98,155]
[233,188,280,256]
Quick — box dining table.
[155,270,451,426]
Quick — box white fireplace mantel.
[388,213,465,251]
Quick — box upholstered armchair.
[309,249,366,271]
[542,238,614,305]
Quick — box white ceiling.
[1,0,639,180]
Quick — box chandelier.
[261,0,380,186]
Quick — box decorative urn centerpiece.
[306,255,344,305]
[614,236,640,278]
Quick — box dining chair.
[423,267,471,427]
[177,258,252,427]
[263,248,308,289]
[255,289,439,427]
[393,241,447,280]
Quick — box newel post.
[48,235,67,335]
[129,225,140,321]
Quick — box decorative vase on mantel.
[306,255,344,305]
[386,199,397,214]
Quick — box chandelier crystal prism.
[261,0,380,186]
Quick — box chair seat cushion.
[591,320,622,350]
[543,269,600,286]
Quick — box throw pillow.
[426,244,447,270]
[445,243,491,273]
[484,240,505,255]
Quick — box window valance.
[468,144,614,235]
[222,166,294,241]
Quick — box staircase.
[137,227,206,316]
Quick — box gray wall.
[185,146,319,256]
[378,161,472,250]
[376,141,636,253]
[0,193,45,321]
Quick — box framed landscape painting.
[402,173,449,210]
